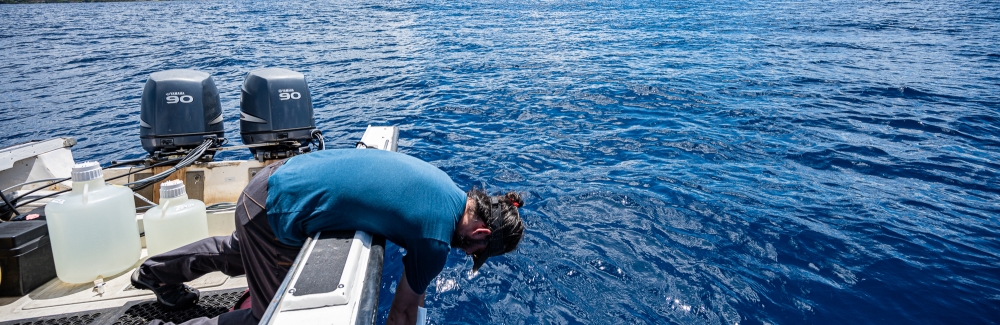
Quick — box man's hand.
[387,271,425,325]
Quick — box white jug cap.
[71,161,103,182]
[160,180,187,199]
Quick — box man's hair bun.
[505,191,524,208]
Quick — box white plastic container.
[142,180,209,257]
[45,161,142,284]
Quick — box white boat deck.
[0,256,247,322]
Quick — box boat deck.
[0,253,248,324]
[1,287,248,325]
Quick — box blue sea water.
[2,0,999,324]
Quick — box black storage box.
[0,220,56,296]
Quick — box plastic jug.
[143,180,209,257]
[45,162,141,284]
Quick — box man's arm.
[387,271,425,325]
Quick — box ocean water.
[2,0,999,324]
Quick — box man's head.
[453,189,525,272]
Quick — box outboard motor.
[139,69,225,160]
[239,68,321,160]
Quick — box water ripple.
[3,0,1000,324]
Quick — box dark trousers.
[142,161,300,325]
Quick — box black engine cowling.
[139,69,225,156]
[239,68,318,159]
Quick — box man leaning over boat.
[130,148,526,325]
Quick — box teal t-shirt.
[266,149,466,294]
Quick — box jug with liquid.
[45,161,141,284]
[142,180,209,257]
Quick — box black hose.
[5,156,172,205]
[125,138,215,191]
[0,190,17,221]
[11,188,68,210]
[14,153,190,209]
[13,154,195,211]
[3,177,68,193]
[12,139,216,210]
[7,157,178,206]
[312,129,325,151]
[110,158,146,166]
[206,202,237,211]
[106,158,182,182]
[5,178,69,205]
